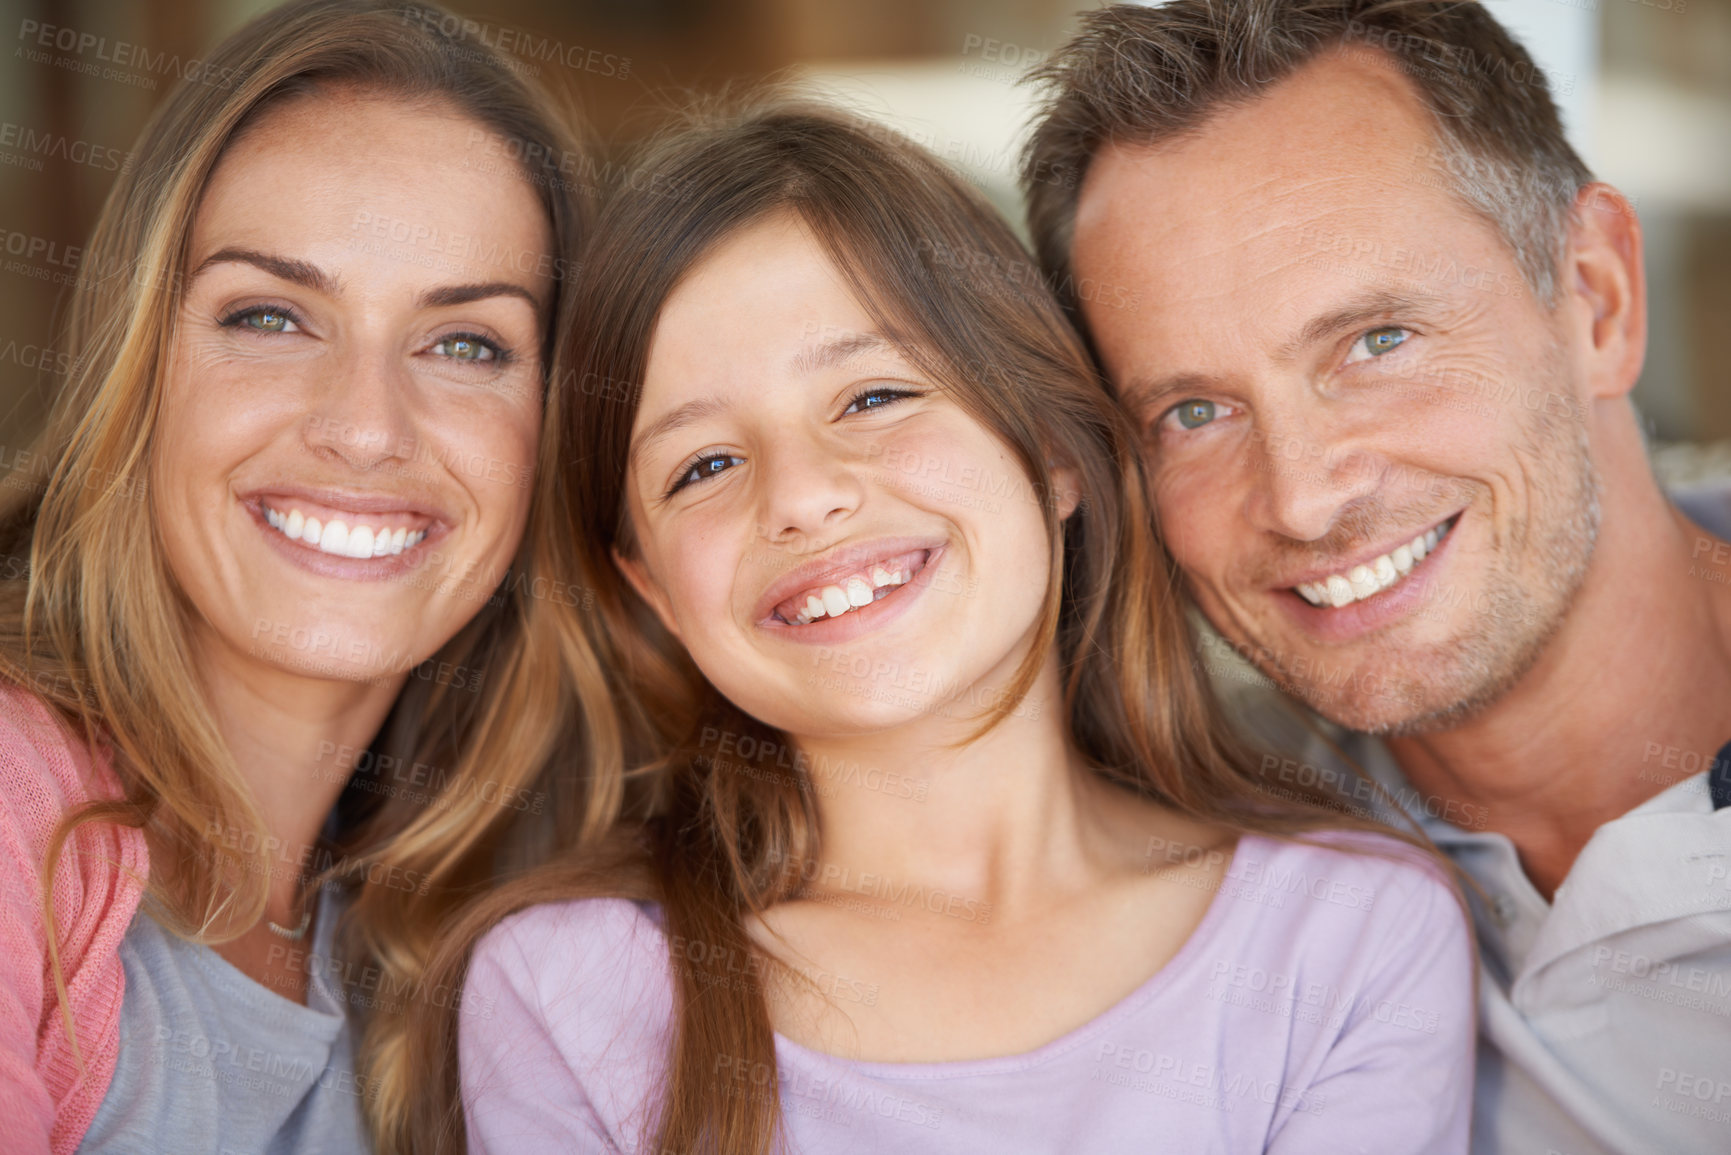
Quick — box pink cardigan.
[0,686,148,1155]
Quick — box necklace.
[266,909,312,940]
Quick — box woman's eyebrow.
[191,247,339,295]
[417,281,541,311]
[187,248,541,312]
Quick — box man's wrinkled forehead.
[1070,49,1508,369]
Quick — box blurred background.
[1,0,1726,475]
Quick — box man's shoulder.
[1672,479,1731,542]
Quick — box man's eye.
[1346,327,1410,363]
[1170,399,1217,430]
[669,453,745,496]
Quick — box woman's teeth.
[786,563,911,625]
[1294,518,1454,609]
[263,504,426,559]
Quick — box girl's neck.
[789,654,1122,913]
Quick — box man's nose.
[1242,418,1380,542]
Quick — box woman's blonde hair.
[0,1,621,1149]
[403,102,1434,1154]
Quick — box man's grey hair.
[1022,0,1594,309]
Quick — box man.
[1022,2,1731,1152]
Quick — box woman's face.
[621,215,1074,739]
[154,90,552,686]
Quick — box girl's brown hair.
[0,2,621,1150]
[406,101,1426,1154]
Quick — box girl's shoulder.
[469,896,674,1021]
[1215,829,1466,967]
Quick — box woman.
[422,106,1476,1154]
[0,3,617,1152]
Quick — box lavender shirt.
[460,834,1473,1154]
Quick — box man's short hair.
[1022,0,1593,310]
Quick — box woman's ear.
[612,547,683,643]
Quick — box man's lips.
[1276,512,1461,609]
[753,537,944,626]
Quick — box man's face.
[1073,49,1601,734]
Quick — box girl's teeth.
[821,586,851,617]
[263,504,425,558]
[781,555,922,623]
[1296,519,1454,610]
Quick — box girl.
[0,3,617,1152]
[434,106,1474,1154]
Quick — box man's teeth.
[1295,520,1452,608]
[264,504,425,559]
[789,565,911,624]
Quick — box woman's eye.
[221,306,300,334]
[843,387,918,415]
[669,453,745,496]
[1170,399,1217,430]
[432,334,502,362]
[1346,326,1410,364]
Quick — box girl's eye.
[843,386,919,416]
[220,305,300,334]
[432,333,505,363]
[669,453,745,496]
[1345,326,1410,364]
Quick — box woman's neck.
[192,627,406,919]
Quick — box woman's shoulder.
[0,683,135,871]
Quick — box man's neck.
[1387,477,1731,902]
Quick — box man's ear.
[613,547,683,643]
[1564,182,1647,401]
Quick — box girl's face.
[621,215,1075,739]
[154,90,552,687]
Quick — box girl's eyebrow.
[631,397,731,470]
[791,331,892,373]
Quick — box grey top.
[77,884,373,1154]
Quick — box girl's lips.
[770,548,931,625]
[757,545,945,646]
[752,536,948,623]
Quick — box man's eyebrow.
[792,332,893,374]
[1281,289,1445,358]
[1118,372,1218,417]
[191,247,339,295]
[630,397,730,471]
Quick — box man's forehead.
[1073,48,1455,251]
